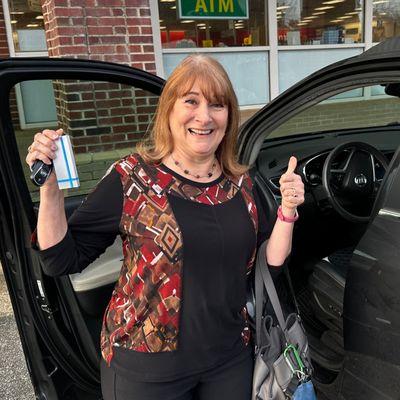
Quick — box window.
[7,0,46,52]
[373,0,400,42]
[268,84,400,139]
[158,0,267,48]
[277,0,364,45]
[11,80,158,201]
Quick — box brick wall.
[40,0,157,153]
[0,5,8,59]
[53,79,157,153]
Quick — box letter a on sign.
[195,0,208,12]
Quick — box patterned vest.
[100,154,259,364]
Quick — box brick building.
[1,0,400,198]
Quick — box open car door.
[343,146,400,400]
[0,58,164,399]
[237,37,400,400]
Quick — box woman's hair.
[136,54,248,177]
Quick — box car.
[1,36,400,400]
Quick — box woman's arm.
[26,129,67,250]
[265,157,304,266]
[27,129,123,276]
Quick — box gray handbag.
[252,241,313,400]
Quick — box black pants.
[101,352,253,400]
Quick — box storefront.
[1,0,400,127]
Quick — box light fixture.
[337,16,352,19]
[170,6,176,9]
[303,16,318,19]
[27,24,39,27]
[277,6,291,10]
[159,26,166,29]
[10,11,24,15]
[181,20,195,23]
[11,20,17,24]
[373,0,389,4]
[197,23,206,26]
[159,19,164,22]
[330,19,343,23]
[322,0,345,4]
[345,12,359,15]
[379,12,387,15]
[315,6,334,10]
[312,12,327,15]
[160,0,175,2]
[199,26,206,30]
[35,16,44,20]
[355,7,362,11]
[297,23,309,26]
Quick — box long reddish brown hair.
[137,54,247,177]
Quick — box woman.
[26,55,304,400]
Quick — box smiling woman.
[24,54,304,400]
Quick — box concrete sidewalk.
[0,267,35,400]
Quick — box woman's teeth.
[188,128,213,136]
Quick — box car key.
[30,160,54,187]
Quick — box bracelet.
[277,205,299,223]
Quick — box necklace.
[170,153,217,179]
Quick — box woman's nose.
[195,103,212,124]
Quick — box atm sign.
[179,0,248,19]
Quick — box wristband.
[277,205,299,223]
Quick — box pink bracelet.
[277,205,299,223]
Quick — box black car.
[1,37,400,400]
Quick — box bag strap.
[283,261,301,316]
[255,241,289,345]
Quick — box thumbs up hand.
[279,156,305,213]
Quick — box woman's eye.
[184,99,197,105]
[211,103,225,108]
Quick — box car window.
[268,84,400,139]
[11,79,158,202]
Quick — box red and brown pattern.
[101,154,258,364]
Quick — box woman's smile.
[188,128,214,136]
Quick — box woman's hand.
[25,128,63,168]
[25,129,63,188]
[279,156,305,215]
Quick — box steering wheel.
[322,142,389,223]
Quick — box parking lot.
[0,266,35,400]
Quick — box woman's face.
[168,81,228,159]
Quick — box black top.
[37,165,275,381]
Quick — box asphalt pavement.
[0,266,35,400]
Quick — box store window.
[8,0,46,52]
[277,0,364,45]
[373,0,400,42]
[158,0,267,48]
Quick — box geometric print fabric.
[101,154,258,365]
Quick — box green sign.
[178,0,248,19]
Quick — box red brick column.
[41,0,156,73]
[40,0,159,153]
[0,5,9,58]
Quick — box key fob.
[30,160,54,187]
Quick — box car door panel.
[0,58,163,399]
[341,146,400,399]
